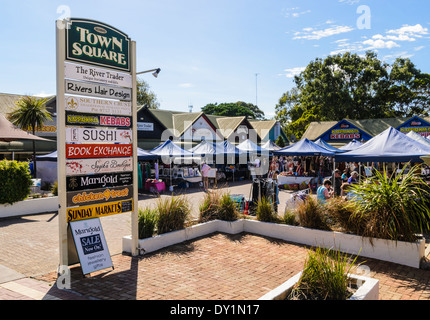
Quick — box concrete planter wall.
[0,197,58,219]
[122,219,425,269]
[258,271,380,300]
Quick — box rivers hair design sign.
[65,19,130,72]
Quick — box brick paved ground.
[1,181,430,300]
[33,232,430,300]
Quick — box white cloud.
[372,33,416,42]
[283,7,311,18]
[34,92,54,98]
[363,39,400,49]
[339,0,360,4]
[283,67,306,78]
[387,24,429,36]
[179,83,194,88]
[414,45,425,51]
[293,25,354,40]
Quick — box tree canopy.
[202,101,265,120]
[275,51,430,139]
[137,78,160,109]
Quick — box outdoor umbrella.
[0,114,52,142]
[137,148,160,161]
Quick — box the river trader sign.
[65,19,130,72]
[65,62,132,88]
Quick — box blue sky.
[1,0,429,118]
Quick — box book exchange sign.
[57,18,136,273]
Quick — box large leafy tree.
[202,101,265,120]
[137,78,160,109]
[8,96,52,178]
[276,51,430,139]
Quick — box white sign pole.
[131,40,139,257]
[56,20,68,268]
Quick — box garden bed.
[122,219,426,269]
[0,196,58,219]
[258,271,379,300]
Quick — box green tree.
[202,101,265,120]
[275,51,430,139]
[8,96,52,178]
[137,78,160,109]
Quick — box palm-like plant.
[348,164,430,242]
[8,96,52,177]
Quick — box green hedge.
[0,160,32,205]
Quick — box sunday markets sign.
[65,18,130,72]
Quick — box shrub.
[289,247,359,300]
[295,196,330,230]
[282,209,299,226]
[324,197,362,233]
[217,192,238,221]
[138,208,158,239]
[198,190,221,223]
[156,196,190,234]
[256,196,278,222]
[51,181,58,196]
[348,164,430,242]
[0,160,32,205]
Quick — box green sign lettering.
[66,18,130,72]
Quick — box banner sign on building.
[66,172,133,192]
[66,128,132,144]
[65,111,132,128]
[65,62,132,88]
[319,120,372,142]
[65,19,130,72]
[67,186,133,207]
[66,157,133,176]
[65,95,132,116]
[67,199,133,222]
[397,116,430,138]
[65,79,132,101]
[69,218,113,275]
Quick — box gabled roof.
[0,93,56,115]
[249,120,277,140]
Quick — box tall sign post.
[56,18,139,274]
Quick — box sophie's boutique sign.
[65,19,130,72]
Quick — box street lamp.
[137,68,161,78]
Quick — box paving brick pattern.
[33,232,430,300]
[1,182,430,300]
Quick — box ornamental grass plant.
[295,196,330,231]
[198,189,222,223]
[289,246,360,300]
[156,195,190,234]
[256,196,278,223]
[138,208,158,239]
[217,192,239,221]
[347,164,430,242]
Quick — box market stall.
[273,138,336,190]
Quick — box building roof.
[249,120,277,140]
[302,117,430,142]
[0,93,56,115]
